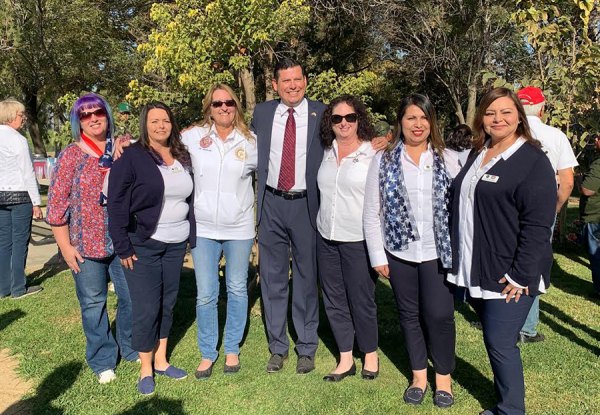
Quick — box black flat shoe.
[433,390,454,408]
[323,363,356,382]
[194,362,214,380]
[224,362,241,374]
[361,358,379,380]
[403,385,427,405]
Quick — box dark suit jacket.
[107,142,196,258]
[450,142,556,295]
[251,98,327,228]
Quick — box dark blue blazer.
[450,142,556,295]
[108,142,196,258]
[251,99,327,228]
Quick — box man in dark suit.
[251,58,327,374]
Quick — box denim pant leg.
[222,239,253,356]
[586,223,600,294]
[191,237,223,362]
[73,258,118,374]
[108,255,137,361]
[520,296,539,336]
[0,203,32,297]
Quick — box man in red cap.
[516,86,578,343]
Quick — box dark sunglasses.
[79,108,107,121]
[331,113,358,124]
[211,100,236,108]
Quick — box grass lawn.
[0,244,599,415]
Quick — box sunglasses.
[79,108,107,121]
[211,100,236,108]
[331,113,358,124]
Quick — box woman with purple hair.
[47,93,137,384]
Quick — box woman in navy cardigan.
[448,88,556,415]
[108,102,195,396]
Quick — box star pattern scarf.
[379,141,452,268]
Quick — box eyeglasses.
[16,112,27,121]
[331,113,358,124]
[79,108,107,121]
[211,100,236,108]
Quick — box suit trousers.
[123,233,187,352]
[317,235,378,354]
[387,254,455,375]
[469,295,534,415]
[258,191,319,356]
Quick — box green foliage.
[129,0,310,108]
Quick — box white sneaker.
[98,369,116,384]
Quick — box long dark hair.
[445,124,473,152]
[139,102,191,169]
[320,95,375,148]
[472,87,538,151]
[389,94,444,155]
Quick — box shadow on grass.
[540,302,600,355]
[28,253,69,287]
[0,309,26,332]
[1,361,83,415]
[117,397,185,415]
[550,255,599,303]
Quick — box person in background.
[317,95,379,382]
[108,102,194,395]
[46,93,137,384]
[515,86,578,343]
[182,84,257,379]
[0,99,43,299]
[364,94,456,408]
[580,136,600,299]
[444,124,473,175]
[448,87,556,415]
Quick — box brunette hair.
[320,95,375,148]
[445,124,473,152]
[273,57,306,81]
[139,102,191,169]
[201,84,253,141]
[389,94,445,155]
[472,87,538,151]
[70,93,115,141]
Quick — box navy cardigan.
[108,143,196,258]
[450,141,557,295]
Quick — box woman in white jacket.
[182,84,257,379]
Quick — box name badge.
[482,174,499,183]
[424,165,432,171]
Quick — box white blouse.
[317,141,376,242]
[0,125,41,205]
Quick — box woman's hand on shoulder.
[374,264,390,279]
[371,135,391,152]
[498,276,529,303]
[120,254,138,270]
[113,136,132,160]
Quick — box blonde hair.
[0,99,26,125]
[201,84,253,141]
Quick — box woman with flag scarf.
[363,94,456,408]
[47,93,137,384]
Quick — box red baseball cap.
[517,86,545,105]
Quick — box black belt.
[266,185,307,200]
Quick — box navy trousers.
[317,235,378,354]
[470,295,534,415]
[258,191,319,357]
[123,233,187,352]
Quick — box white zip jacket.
[182,124,257,240]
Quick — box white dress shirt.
[0,125,41,206]
[267,98,308,191]
[527,116,578,172]
[447,138,546,299]
[317,141,376,242]
[364,146,439,267]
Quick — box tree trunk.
[23,87,47,156]
[264,49,275,101]
[465,81,478,128]
[240,66,256,115]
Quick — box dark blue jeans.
[0,202,33,297]
[73,255,137,374]
[585,223,600,294]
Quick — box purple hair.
[70,93,115,141]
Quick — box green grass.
[1,246,599,415]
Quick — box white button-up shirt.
[267,98,308,191]
[0,125,41,205]
[364,146,439,267]
[317,141,376,242]
[447,138,546,299]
